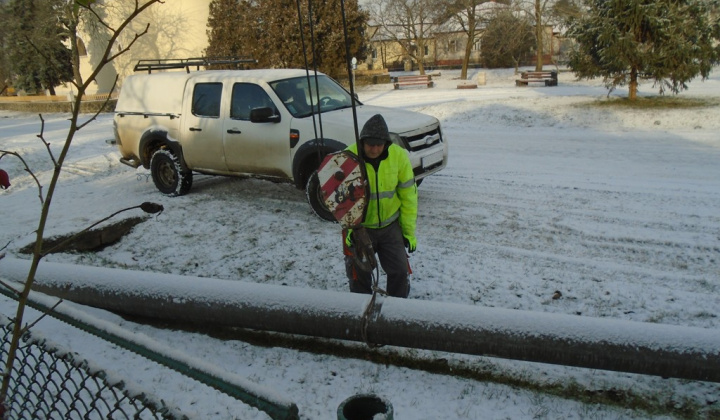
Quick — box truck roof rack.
[133,57,257,73]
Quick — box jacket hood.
[360,114,391,146]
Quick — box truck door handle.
[227,129,242,134]
[189,127,202,132]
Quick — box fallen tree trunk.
[2,257,719,383]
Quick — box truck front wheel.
[150,149,193,196]
[306,170,336,222]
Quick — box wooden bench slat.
[516,71,557,87]
[393,75,434,90]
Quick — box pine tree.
[566,0,720,100]
[5,0,73,95]
[205,0,249,62]
[205,0,368,79]
[0,8,9,95]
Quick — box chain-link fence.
[1,316,188,420]
[0,281,299,420]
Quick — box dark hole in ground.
[19,216,148,255]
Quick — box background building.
[60,0,210,95]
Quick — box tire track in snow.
[413,170,720,325]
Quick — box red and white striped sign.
[317,151,368,228]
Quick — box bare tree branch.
[35,115,58,167]
[0,277,21,298]
[79,1,161,88]
[0,0,166,406]
[76,75,120,131]
[368,0,443,74]
[20,299,64,335]
[106,23,151,63]
[0,150,45,205]
[41,202,163,257]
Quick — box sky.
[1,67,720,419]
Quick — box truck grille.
[403,127,443,152]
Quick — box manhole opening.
[338,394,393,420]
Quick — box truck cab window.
[192,83,222,117]
[231,83,277,120]
[273,81,312,117]
[271,76,356,117]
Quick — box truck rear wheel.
[150,149,193,196]
[306,170,336,222]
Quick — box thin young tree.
[0,0,164,412]
[513,0,558,71]
[566,0,720,100]
[531,0,548,70]
[367,0,443,75]
[444,0,493,80]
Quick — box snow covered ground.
[1,67,720,419]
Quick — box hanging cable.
[295,0,321,145]
[294,0,361,162]
[307,0,326,164]
[295,0,326,167]
[294,0,380,348]
[337,0,383,348]
[339,0,362,153]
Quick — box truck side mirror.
[250,107,281,123]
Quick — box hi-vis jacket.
[348,143,418,241]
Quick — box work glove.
[403,235,416,253]
[344,229,354,248]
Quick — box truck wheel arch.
[292,138,347,189]
[138,129,187,171]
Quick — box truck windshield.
[270,75,357,118]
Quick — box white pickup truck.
[113,67,448,220]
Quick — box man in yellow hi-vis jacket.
[343,114,417,298]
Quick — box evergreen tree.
[566,0,720,100]
[551,0,583,20]
[481,10,534,70]
[205,0,249,62]
[205,0,368,79]
[5,0,73,95]
[0,2,11,94]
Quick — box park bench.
[516,71,558,87]
[393,75,434,89]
